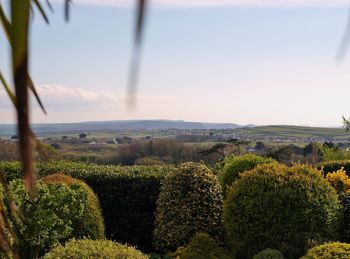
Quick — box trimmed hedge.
[224,163,340,259]
[253,249,285,259]
[153,162,224,252]
[219,154,276,196]
[319,160,350,176]
[41,174,105,240]
[43,239,148,259]
[0,161,176,252]
[301,242,350,259]
[172,232,230,259]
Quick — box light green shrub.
[7,180,86,256]
[219,154,276,196]
[41,174,105,240]
[43,239,148,259]
[301,242,350,259]
[172,232,230,259]
[153,162,224,252]
[224,163,340,258]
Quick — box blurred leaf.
[336,5,350,62]
[11,0,36,197]
[65,0,72,22]
[46,0,54,12]
[127,0,148,108]
[0,72,17,108]
[0,4,11,45]
[28,76,47,114]
[32,0,50,24]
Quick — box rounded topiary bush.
[41,174,105,240]
[219,154,276,196]
[253,249,285,259]
[172,232,230,259]
[6,180,87,257]
[153,162,224,252]
[301,242,350,259]
[43,239,148,259]
[224,163,340,259]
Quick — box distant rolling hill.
[0,120,244,138]
[232,125,349,141]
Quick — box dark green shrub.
[319,160,350,176]
[224,163,340,259]
[219,154,276,195]
[7,180,87,256]
[43,239,148,259]
[301,242,350,259]
[41,174,105,240]
[340,194,350,242]
[0,161,176,252]
[253,249,285,259]
[172,232,230,259]
[153,162,224,252]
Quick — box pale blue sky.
[1,0,350,126]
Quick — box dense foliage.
[340,194,350,242]
[219,154,276,196]
[172,232,230,259]
[0,161,175,252]
[252,249,285,259]
[153,162,224,252]
[43,239,148,259]
[7,180,86,256]
[224,163,340,259]
[301,242,350,259]
[320,160,350,176]
[41,174,105,240]
[326,168,350,194]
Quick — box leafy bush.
[7,180,86,256]
[320,146,350,162]
[224,163,340,259]
[319,160,350,176]
[41,174,105,240]
[172,232,230,259]
[43,239,148,259]
[153,162,224,252]
[219,154,276,196]
[326,168,350,194]
[253,249,285,259]
[301,242,350,259]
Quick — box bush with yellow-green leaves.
[153,162,224,252]
[43,239,148,259]
[301,242,350,259]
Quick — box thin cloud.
[66,0,349,7]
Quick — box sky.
[1,0,350,126]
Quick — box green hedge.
[301,242,350,259]
[0,161,176,252]
[43,239,149,259]
[319,160,350,176]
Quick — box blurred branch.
[127,0,148,109]
[336,2,350,62]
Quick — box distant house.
[79,133,88,139]
[11,135,19,140]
